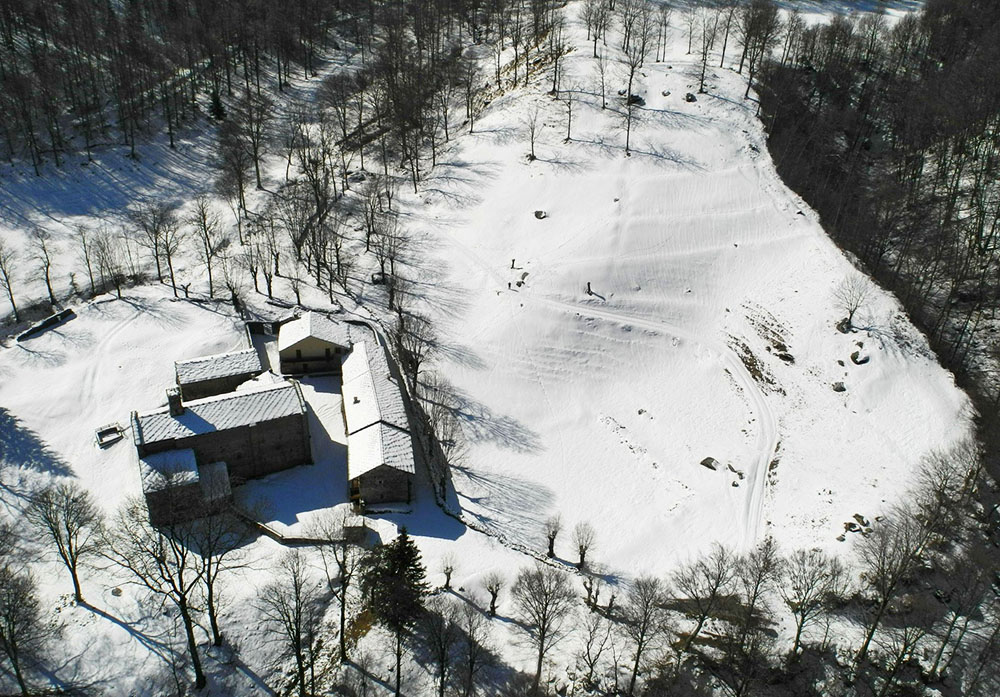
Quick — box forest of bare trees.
[759,0,1000,465]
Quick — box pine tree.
[361,528,428,696]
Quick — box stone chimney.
[166,387,184,416]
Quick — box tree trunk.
[179,602,206,689]
[395,630,403,696]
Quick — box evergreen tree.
[360,528,428,696]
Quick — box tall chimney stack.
[166,387,184,416]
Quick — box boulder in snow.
[700,457,720,471]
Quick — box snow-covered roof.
[135,381,305,445]
[341,341,409,434]
[174,348,262,385]
[347,422,415,478]
[138,449,199,493]
[277,312,353,352]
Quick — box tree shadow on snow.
[0,408,75,480]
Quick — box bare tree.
[697,8,720,94]
[672,544,736,653]
[544,514,562,558]
[258,549,326,697]
[0,566,48,697]
[458,600,492,697]
[734,537,780,645]
[0,238,19,322]
[623,576,668,696]
[129,201,171,283]
[187,196,227,298]
[423,594,462,697]
[309,510,364,663]
[30,228,58,306]
[485,572,504,617]
[26,482,102,603]
[779,548,847,656]
[854,507,927,665]
[511,563,577,694]
[93,226,127,298]
[572,521,597,569]
[524,105,541,161]
[834,273,875,330]
[622,9,653,155]
[235,90,274,189]
[576,612,612,688]
[441,553,457,591]
[188,509,252,647]
[392,311,436,395]
[594,52,609,110]
[75,225,97,296]
[103,497,207,689]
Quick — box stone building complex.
[130,311,415,524]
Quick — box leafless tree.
[103,497,207,689]
[544,514,562,558]
[511,563,577,694]
[717,1,739,67]
[779,548,847,656]
[672,544,736,653]
[392,311,436,395]
[423,594,462,697]
[623,576,668,695]
[697,8,720,94]
[235,90,274,189]
[594,52,609,110]
[26,481,102,604]
[75,225,97,296]
[187,196,227,298]
[129,201,172,283]
[188,509,253,647]
[622,9,653,155]
[0,238,18,322]
[441,553,457,591]
[485,571,504,617]
[854,507,928,665]
[93,226,127,298]
[458,600,492,697]
[928,549,993,681]
[30,228,57,306]
[309,510,363,663]
[0,566,49,697]
[576,611,612,688]
[572,521,597,570]
[834,273,875,330]
[258,549,326,697]
[734,537,780,645]
[524,105,541,161]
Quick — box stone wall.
[355,465,412,505]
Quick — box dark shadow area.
[0,407,75,478]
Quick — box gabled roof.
[138,448,199,493]
[341,342,409,434]
[277,312,353,352]
[175,348,262,385]
[134,381,305,446]
[347,422,415,479]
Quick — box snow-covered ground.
[0,0,969,693]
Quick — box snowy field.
[0,0,971,693]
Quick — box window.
[296,349,302,359]
[325,348,331,360]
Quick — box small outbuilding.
[139,449,233,526]
[277,312,354,376]
[174,347,262,400]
